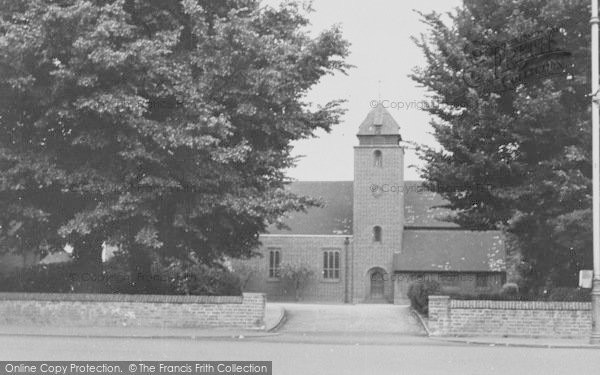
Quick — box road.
[1,334,599,375]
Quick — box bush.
[0,263,77,293]
[231,263,257,291]
[279,263,314,301]
[0,258,242,296]
[0,260,140,294]
[500,282,519,295]
[547,287,591,302]
[162,261,242,296]
[408,280,441,315]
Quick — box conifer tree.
[411,0,591,290]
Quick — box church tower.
[352,104,404,303]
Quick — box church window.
[323,250,340,279]
[373,150,382,167]
[268,249,281,278]
[374,124,382,135]
[476,273,488,288]
[373,226,382,242]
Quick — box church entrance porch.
[365,267,391,303]
[370,270,385,297]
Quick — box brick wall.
[428,296,592,338]
[232,235,350,302]
[352,145,404,303]
[0,292,265,329]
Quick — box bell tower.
[352,104,404,303]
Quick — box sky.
[265,0,462,181]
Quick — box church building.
[234,105,506,304]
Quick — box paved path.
[273,303,425,335]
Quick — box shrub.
[0,260,136,294]
[0,258,242,296]
[0,263,77,293]
[231,263,257,291]
[86,258,243,296]
[279,263,314,301]
[547,287,591,302]
[500,282,519,295]
[408,280,441,315]
[163,261,242,296]
[101,254,153,294]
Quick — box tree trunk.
[295,279,301,301]
[128,244,156,294]
[72,236,104,292]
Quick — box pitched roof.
[266,181,353,235]
[267,181,506,272]
[394,229,506,272]
[403,181,459,228]
[267,180,460,235]
[357,104,401,136]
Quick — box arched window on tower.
[373,226,382,243]
[373,150,382,167]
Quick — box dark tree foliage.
[0,0,350,276]
[411,0,591,291]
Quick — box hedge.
[0,258,242,296]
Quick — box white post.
[591,0,600,345]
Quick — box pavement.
[430,335,600,349]
[0,302,598,349]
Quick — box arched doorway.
[370,269,385,298]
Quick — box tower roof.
[357,104,400,136]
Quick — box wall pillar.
[428,295,450,336]
[591,278,600,344]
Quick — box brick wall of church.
[232,235,351,302]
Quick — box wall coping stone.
[0,292,263,304]
[450,299,592,311]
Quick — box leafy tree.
[0,0,350,280]
[279,263,313,301]
[411,0,591,291]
